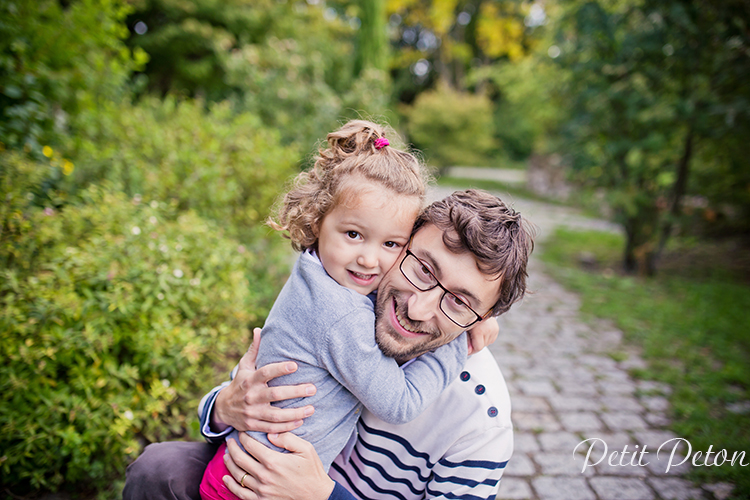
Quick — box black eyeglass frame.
[399,245,492,329]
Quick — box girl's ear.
[311,221,320,239]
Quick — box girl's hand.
[212,328,317,433]
[222,431,335,500]
[466,318,499,355]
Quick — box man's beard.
[374,287,444,362]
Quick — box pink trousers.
[199,442,241,500]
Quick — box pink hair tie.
[374,137,389,150]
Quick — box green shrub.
[402,84,496,170]
[0,154,265,494]
[0,0,145,153]
[65,97,299,242]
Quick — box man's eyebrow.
[418,249,482,307]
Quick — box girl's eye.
[384,241,400,249]
[346,231,360,239]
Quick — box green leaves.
[403,84,495,169]
[0,156,274,494]
[554,0,750,273]
[0,0,142,153]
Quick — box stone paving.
[427,184,725,500]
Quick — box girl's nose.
[357,249,378,269]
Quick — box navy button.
[460,371,470,382]
[475,384,486,395]
[487,406,498,417]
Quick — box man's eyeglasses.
[399,247,491,329]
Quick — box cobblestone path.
[428,185,720,500]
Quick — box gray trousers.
[122,441,219,500]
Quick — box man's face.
[374,223,502,363]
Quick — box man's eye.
[346,231,360,239]
[446,293,468,310]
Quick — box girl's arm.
[320,313,468,425]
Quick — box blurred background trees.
[555,0,750,275]
[1,0,748,496]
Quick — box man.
[123,189,534,500]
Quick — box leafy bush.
[65,97,298,241]
[0,0,146,152]
[0,154,266,494]
[402,84,495,170]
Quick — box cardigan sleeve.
[318,311,468,425]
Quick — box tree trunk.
[623,213,659,276]
[623,221,638,274]
[355,0,388,76]
[656,126,694,264]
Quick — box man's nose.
[406,287,442,323]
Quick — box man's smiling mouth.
[392,298,428,336]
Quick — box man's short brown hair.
[414,189,535,316]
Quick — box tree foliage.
[554,0,750,274]
[1,156,264,494]
[403,83,494,169]
[0,0,147,153]
[125,0,392,149]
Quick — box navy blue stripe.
[432,473,499,488]
[360,419,436,467]
[346,454,411,500]
[352,445,423,496]
[358,435,431,483]
[437,456,508,469]
[331,461,373,500]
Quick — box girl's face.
[316,181,421,296]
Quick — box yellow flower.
[62,160,74,175]
[43,146,53,158]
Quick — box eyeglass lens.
[401,253,478,328]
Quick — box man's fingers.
[264,382,316,403]
[254,361,299,384]
[250,417,305,434]
[260,404,314,422]
[223,440,259,500]
[266,431,313,455]
[223,474,257,500]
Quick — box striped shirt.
[199,348,512,500]
[328,348,513,500]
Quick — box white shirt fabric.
[328,348,513,500]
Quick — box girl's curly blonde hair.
[270,120,429,251]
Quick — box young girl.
[200,121,474,500]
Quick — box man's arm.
[199,329,317,439]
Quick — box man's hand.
[212,328,317,433]
[222,431,335,500]
[466,317,499,355]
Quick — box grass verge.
[540,227,750,498]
